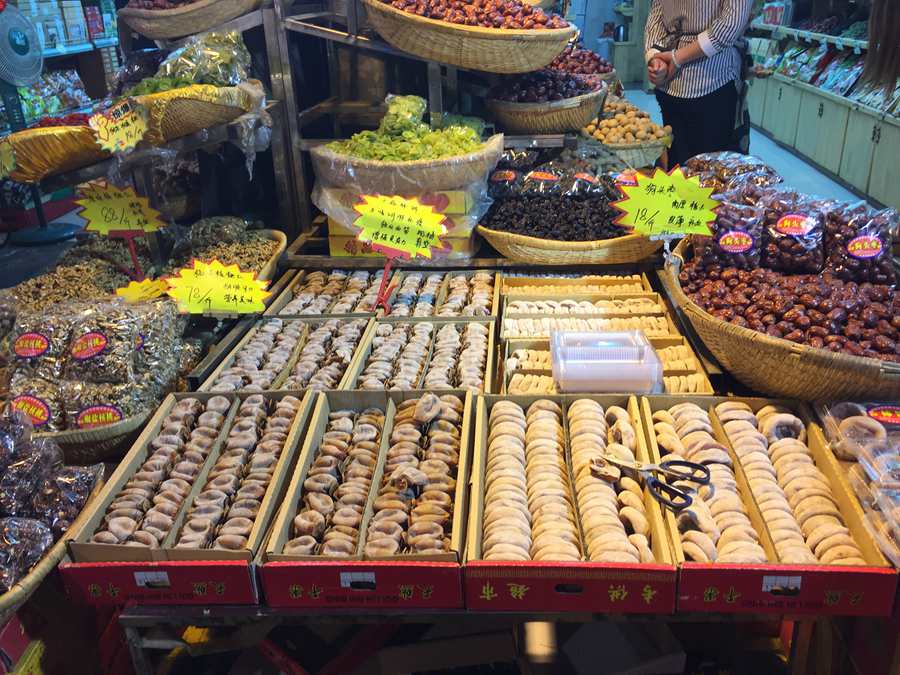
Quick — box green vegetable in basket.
[155,31,252,87]
[124,76,194,97]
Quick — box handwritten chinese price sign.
[351,194,449,313]
[165,259,270,315]
[0,140,16,179]
[613,167,718,240]
[353,194,448,260]
[89,98,148,153]
[76,180,165,235]
[115,278,169,303]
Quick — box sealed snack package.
[64,303,139,384]
[694,199,764,270]
[760,189,825,273]
[60,379,151,430]
[156,31,251,86]
[10,308,82,381]
[0,518,54,592]
[378,94,428,135]
[32,463,102,539]
[825,205,897,286]
[0,436,63,518]
[0,408,32,473]
[684,151,780,183]
[819,400,900,465]
[8,376,64,433]
[131,299,180,392]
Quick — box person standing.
[644,0,754,167]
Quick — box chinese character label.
[507,583,529,600]
[479,583,497,601]
[76,180,165,235]
[89,98,148,153]
[116,278,168,303]
[353,194,447,260]
[165,259,270,315]
[614,167,718,239]
[608,584,628,602]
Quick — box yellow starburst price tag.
[115,278,169,303]
[165,259,270,315]
[76,180,165,235]
[353,194,448,260]
[0,139,16,179]
[89,98,148,153]
[613,167,719,239]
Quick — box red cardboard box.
[260,391,473,609]
[641,396,898,616]
[463,395,678,613]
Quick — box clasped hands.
[648,51,677,87]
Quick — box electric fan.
[0,4,81,245]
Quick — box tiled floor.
[625,87,860,202]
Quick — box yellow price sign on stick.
[0,139,16,179]
[165,259,270,315]
[76,180,165,235]
[613,167,719,239]
[353,194,448,260]
[89,98,148,153]
[115,278,169,303]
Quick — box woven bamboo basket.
[256,229,288,281]
[311,133,504,193]
[5,126,109,184]
[487,85,607,134]
[665,238,900,400]
[362,0,575,73]
[606,135,671,168]
[477,225,661,264]
[0,478,103,625]
[118,0,262,39]
[38,411,151,465]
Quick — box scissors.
[591,455,710,512]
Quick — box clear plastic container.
[549,330,663,393]
[817,401,900,467]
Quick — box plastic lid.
[818,401,900,479]
[550,330,663,394]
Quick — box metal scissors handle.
[595,455,710,512]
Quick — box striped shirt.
[645,0,752,98]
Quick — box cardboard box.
[320,186,483,217]
[263,269,400,318]
[260,390,474,608]
[63,391,314,605]
[640,395,898,616]
[464,394,677,613]
[342,320,496,393]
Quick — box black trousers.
[656,82,740,168]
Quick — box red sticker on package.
[71,331,108,360]
[13,332,49,358]
[775,214,814,235]
[717,230,753,254]
[76,404,124,429]
[847,235,883,259]
[490,170,517,182]
[11,395,50,427]
[868,405,900,426]
[574,172,598,184]
[529,171,559,182]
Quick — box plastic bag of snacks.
[0,518,53,593]
[0,436,62,518]
[694,198,764,270]
[759,188,825,273]
[824,204,897,286]
[31,463,102,539]
[156,31,252,87]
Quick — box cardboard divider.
[433,271,500,321]
[502,291,668,322]
[260,391,474,609]
[640,395,898,617]
[62,392,315,607]
[464,394,676,613]
[198,321,312,392]
[342,321,496,394]
[264,269,400,318]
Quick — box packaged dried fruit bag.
[825,205,897,286]
[695,198,764,270]
[760,189,826,273]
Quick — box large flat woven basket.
[362,0,575,73]
[37,411,151,465]
[477,225,662,265]
[665,238,900,400]
[606,136,671,169]
[311,133,504,193]
[118,0,262,39]
[4,126,109,184]
[488,85,607,134]
[0,478,103,626]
